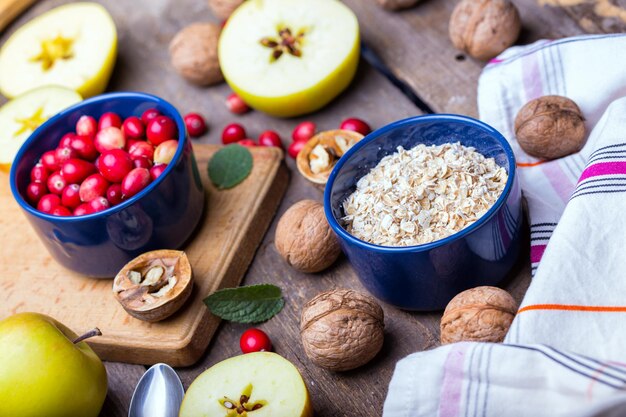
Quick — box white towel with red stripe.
[383,34,626,417]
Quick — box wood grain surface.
[0,144,288,366]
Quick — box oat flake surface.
[341,142,508,246]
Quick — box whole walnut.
[376,0,420,11]
[514,95,586,159]
[275,200,341,273]
[169,23,224,86]
[440,286,517,344]
[449,0,521,60]
[301,289,384,371]
[208,0,244,20]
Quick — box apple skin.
[0,312,108,417]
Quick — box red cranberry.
[73,203,94,216]
[287,139,307,159]
[128,141,154,161]
[37,194,61,213]
[221,123,246,145]
[70,135,98,161]
[239,328,272,354]
[141,108,160,125]
[89,197,110,213]
[47,171,67,195]
[133,156,153,169]
[226,93,250,114]
[41,150,59,172]
[106,184,124,206]
[122,168,151,198]
[26,182,47,205]
[94,127,126,153]
[154,140,178,164]
[80,174,110,203]
[150,164,167,180]
[61,184,81,209]
[122,116,145,139]
[183,113,207,137]
[61,159,96,184]
[292,121,316,142]
[96,149,133,183]
[30,163,49,183]
[55,147,78,165]
[76,115,97,137]
[59,133,75,148]
[238,139,256,147]
[50,206,72,216]
[340,118,371,135]
[98,112,122,130]
[146,116,177,146]
[258,130,282,148]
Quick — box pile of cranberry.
[25,109,179,217]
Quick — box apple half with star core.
[0,2,117,99]
[0,312,107,417]
[179,352,313,417]
[218,0,360,117]
[0,85,82,172]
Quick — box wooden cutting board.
[0,144,289,366]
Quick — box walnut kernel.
[449,0,521,60]
[440,286,517,344]
[300,289,384,371]
[514,95,586,159]
[169,23,223,86]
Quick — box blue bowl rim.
[9,91,188,222]
[323,113,517,253]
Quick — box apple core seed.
[260,27,305,62]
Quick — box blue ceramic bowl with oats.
[324,114,522,310]
[10,92,204,278]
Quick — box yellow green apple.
[179,352,313,417]
[0,85,82,172]
[0,2,117,99]
[0,312,108,417]
[218,0,360,117]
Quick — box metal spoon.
[128,363,185,417]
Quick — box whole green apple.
[0,312,108,417]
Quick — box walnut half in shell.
[112,250,193,322]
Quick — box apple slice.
[0,2,117,99]
[218,0,360,117]
[179,352,313,417]
[0,85,82,172]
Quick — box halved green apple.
[0,86,82,172]
[0,2,117,99]
[179,352,313,417]
[218,0,360,117]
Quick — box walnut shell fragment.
[376,0,420,11]
[440,286,517,344]
[112,250,193,322]
[449,0,521,60]
[275,200,342,273]
[296,130,363,185]
[207,0,244,19]
[169,23,223,86]
[514,95,586,159]
[300,289,384,371]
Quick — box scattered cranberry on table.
[184,113,208,137]
[226,93,250,115]
[287,139,307,159]
[258,130,282,148]
[292,121,316,143]
[222,123,247,145]
[240,328,272,354]
[340,117,372,136]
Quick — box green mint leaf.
[208,144,253,189]
[203,284,284,323]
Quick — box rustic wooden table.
[1,0,624,415]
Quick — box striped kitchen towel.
[383,34,626,416]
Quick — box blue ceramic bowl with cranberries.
[10,92,205,278]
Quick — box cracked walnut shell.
[449,0,521,60]
[113,250,193,322]
[169,23,223,86]
[300,289,384,371]
[440,286,517,344]
[514,95,586,160]
[275,200,341,273]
